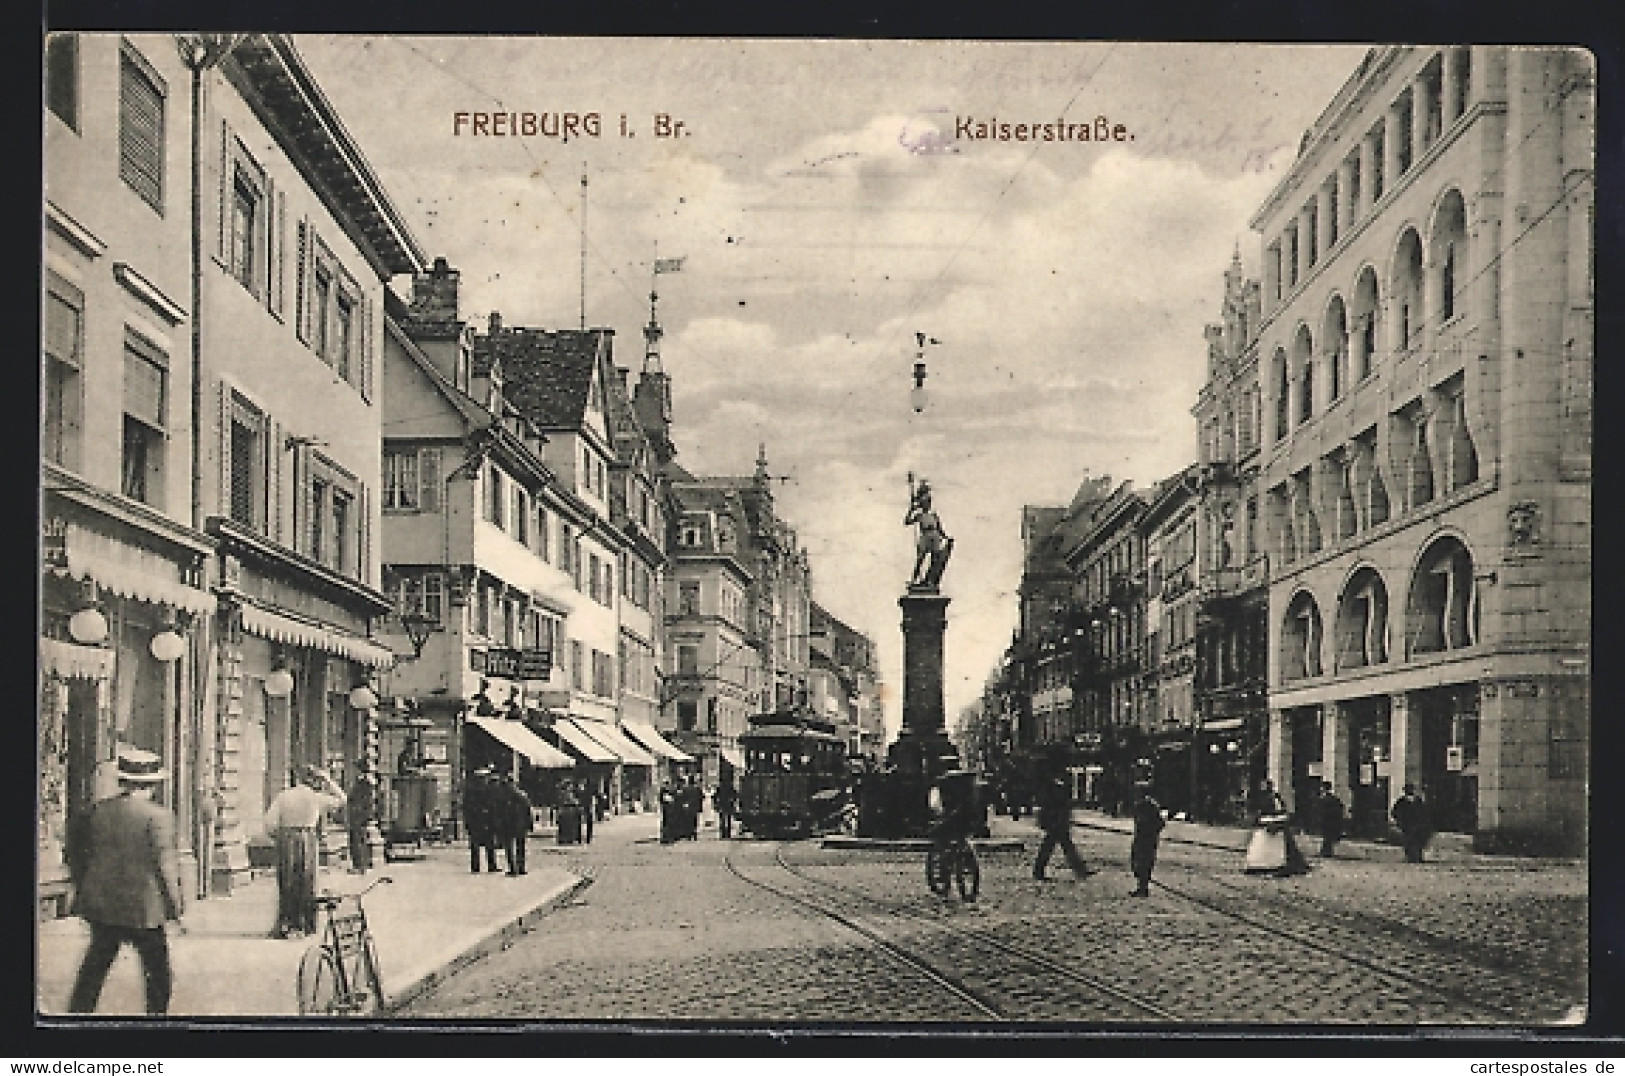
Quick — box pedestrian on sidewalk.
[65,747,185,1015]
[1032,770,1092,880]
[1392,783,1432,863]
[684,777,705,840]
[1129,783,1164,897]
[1243,780,1310,877]
[657,780,676,844]
[580,781,596,844]
[465,768,501,871]
[1316,781,1346,858]
[346,763,376,874]
[714,777,737,839]
[495,773,532,876]
[264,765,344,938]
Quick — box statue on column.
[905,473,954,590]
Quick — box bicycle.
[296,875,393,1015]
[924,830,980,902]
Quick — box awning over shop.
[40,638,116,680]
[58,527,216,616]
[1200,718,1247,733]
[239,603,396,668]
[549,718,618,763]
[466,717,574,768]
[720,747,746,770]
[573,719,657,767]
[621,720,694,763]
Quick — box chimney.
[410,257,460,323]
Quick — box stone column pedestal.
[889,590,959,779]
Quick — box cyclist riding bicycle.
[926,770,983,901]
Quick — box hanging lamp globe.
[68,608,108,645]
[264,667,295,698]
[149,630,187,663]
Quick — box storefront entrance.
[1347,696,1392,838]
[1412,683,1479,834]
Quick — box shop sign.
[43,518,68,570]
[470,647,552,680]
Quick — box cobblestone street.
[402,814,1587,1025]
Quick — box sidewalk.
[37,837,586,1018]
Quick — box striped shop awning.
[238,603,396,669]
[549,718,618,764]
[57,527,217,617]
[572,719,656,768]
[621,720,694,763]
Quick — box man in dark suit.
[65,747,186,1015]
[1032,769,1093,880]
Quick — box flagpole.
[579,168,588,330]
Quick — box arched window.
[1281,590,1324,681]
[1406,535,1477,656]
[1323,295,1349,402]
[1334,567,1390,670]
[1272,349,1290,441]
[1352,267,1380,380]
[1431,189,1468,323]
[1392,229,1424,350]
[1293,324,1315,423]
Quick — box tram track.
[722,842,1008,1021]
[1160,855,1583,996]
[735,842,1184,1023]
[1148,862,1581,1024]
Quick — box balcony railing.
[1201,555,1269,599]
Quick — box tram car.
[738,710,854,838]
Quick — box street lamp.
[399,612,438,659]
[911,361,929,413]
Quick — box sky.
[295,36,1369,737]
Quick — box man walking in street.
[1316,781,1346,858]
[66,747,186,1015]
[580,780,596,844]
[1129,783,1164,897]
[1032,769,1092,881]
[346,763,376,874]
[1392,783,1432,863]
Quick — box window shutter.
[358,484,371,582]
[216,120,231,264]
[294,219,310,344]
[359,295,373,403]
[419,447,441,512]
[217,381,233,516]
[268,182,285,318]
[119,52,164,209]
[268,417,284,543]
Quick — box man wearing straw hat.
[64,746,185,1015]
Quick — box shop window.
[1407,536,1475,656]
[44,273,84,471]
[1280,590,1324,681]
[1335,567,1390,670]
[47,33,79,130]
[121,330,168,506]
[119,43,166,212]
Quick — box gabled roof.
[481,327,612,431]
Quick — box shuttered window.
[44,275,84,469]
[119,46,165,212]
[123,332,167,429]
